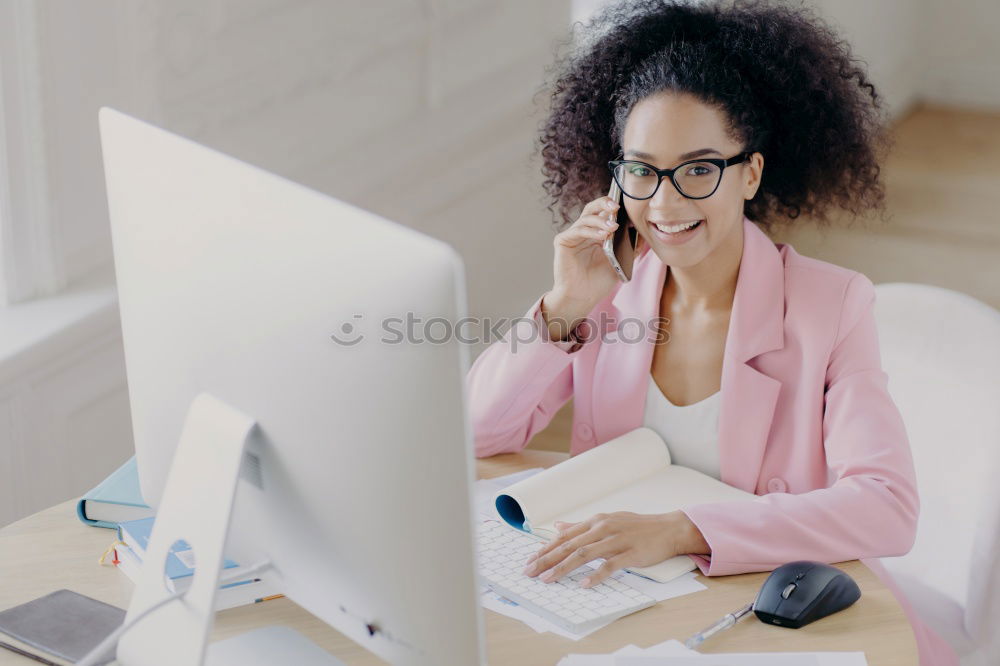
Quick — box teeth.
[654,220,701,234]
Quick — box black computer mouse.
[752,560,861,629]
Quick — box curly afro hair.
[533,0,894,233]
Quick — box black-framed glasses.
[608,152,751,200]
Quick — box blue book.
[76,456,154,529]
[115,517,249,593]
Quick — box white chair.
[873,282,1000,666]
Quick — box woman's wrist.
[540,289,593,342]
[665,510,711,556]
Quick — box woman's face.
[619,92,762,268]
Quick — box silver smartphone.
[602,178,637,282]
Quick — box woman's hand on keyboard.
[521,510,708,588]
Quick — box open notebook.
[493,427,757,583]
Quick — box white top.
[641,374,723,480]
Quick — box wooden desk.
[0,449,917,665]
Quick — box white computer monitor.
[98,107,484,665]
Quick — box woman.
[467,1,957,664]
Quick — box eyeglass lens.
[613,161,722,199]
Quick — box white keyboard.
[476,519,656,634]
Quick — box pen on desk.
[683,601,754,650]
[254,594,285,604]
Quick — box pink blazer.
[469,215,920,570]
[468,216,957,665]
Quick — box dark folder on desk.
[0,589,124,665]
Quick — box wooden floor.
[528,102,1000,453]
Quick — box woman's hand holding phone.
[541,195,621,342]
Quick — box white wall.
[40,0,568,321]
[810,0,1000,113]
[0,275,131,526]
[0,0,570,527]
[32,2,148,288]
[918,0,1000,110]
[806,0,924,120]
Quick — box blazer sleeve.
[466,294,585,458]
[679,274,920,576]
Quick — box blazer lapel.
[590,246,666,445]
[717,218,785,494]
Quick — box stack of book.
[113,516,280,611]
[79,457,283,610]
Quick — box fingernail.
[604,219,614,228]
[605,200,614,208]
[523,565,536,576]
[581,578,592,587]
[541,572,554,582]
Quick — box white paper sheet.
[558,639,697,664]
[560,640,866,666]
[614,653,866,665]
[615,655,821,665]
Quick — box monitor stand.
[115,393,344,666]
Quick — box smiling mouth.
[650,219,703,234]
